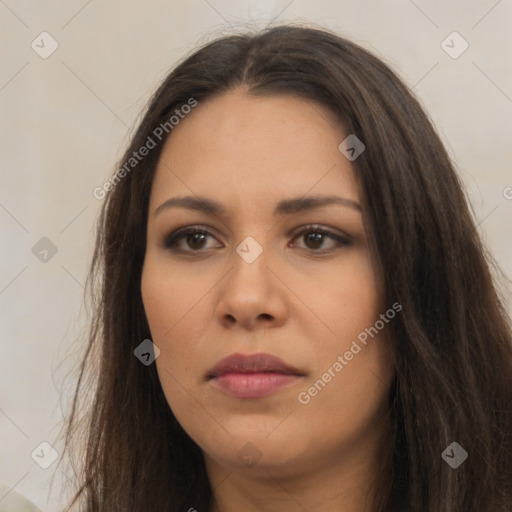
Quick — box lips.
[207,352,305,399]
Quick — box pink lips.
[207,352,304,399]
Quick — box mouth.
[206,352,305,399]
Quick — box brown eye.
[304,232,325,250]
[185,232,208,250]
[163,224,351,256]
[291,225,352,253]
[163,226,222,253]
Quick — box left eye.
[291,225,351,252]
[162,225,351,254]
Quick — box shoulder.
[0,482,43,512]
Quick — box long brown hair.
[58,23,512,511]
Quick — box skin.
[141,88,396,512]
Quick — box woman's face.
[141,89,396,481]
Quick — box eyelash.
[162,224,352,255]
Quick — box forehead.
[150,89,360,212]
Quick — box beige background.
[1,1,511,510]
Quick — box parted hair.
[60,24,512,511]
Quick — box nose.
[215,242,289,331]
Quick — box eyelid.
[162,224,222,250]
[288,224,352,249]
[162,223,352,254]
[288,223,351,241]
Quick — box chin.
[200,421,313,474]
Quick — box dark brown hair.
[58,23,512,511]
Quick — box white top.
[0,482,43,512]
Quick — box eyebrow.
[154,194,361,217]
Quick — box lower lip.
[211,372,301,398]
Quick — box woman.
[61,24,512,511]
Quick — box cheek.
[298,341,394,461]
[289,250,383,344]
[141,258,214,404]
[294,252,393,432]
[140,254,216,341]
[141,269,201,436]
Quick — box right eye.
[162,225,223,254]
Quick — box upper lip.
[207,352,305,379]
